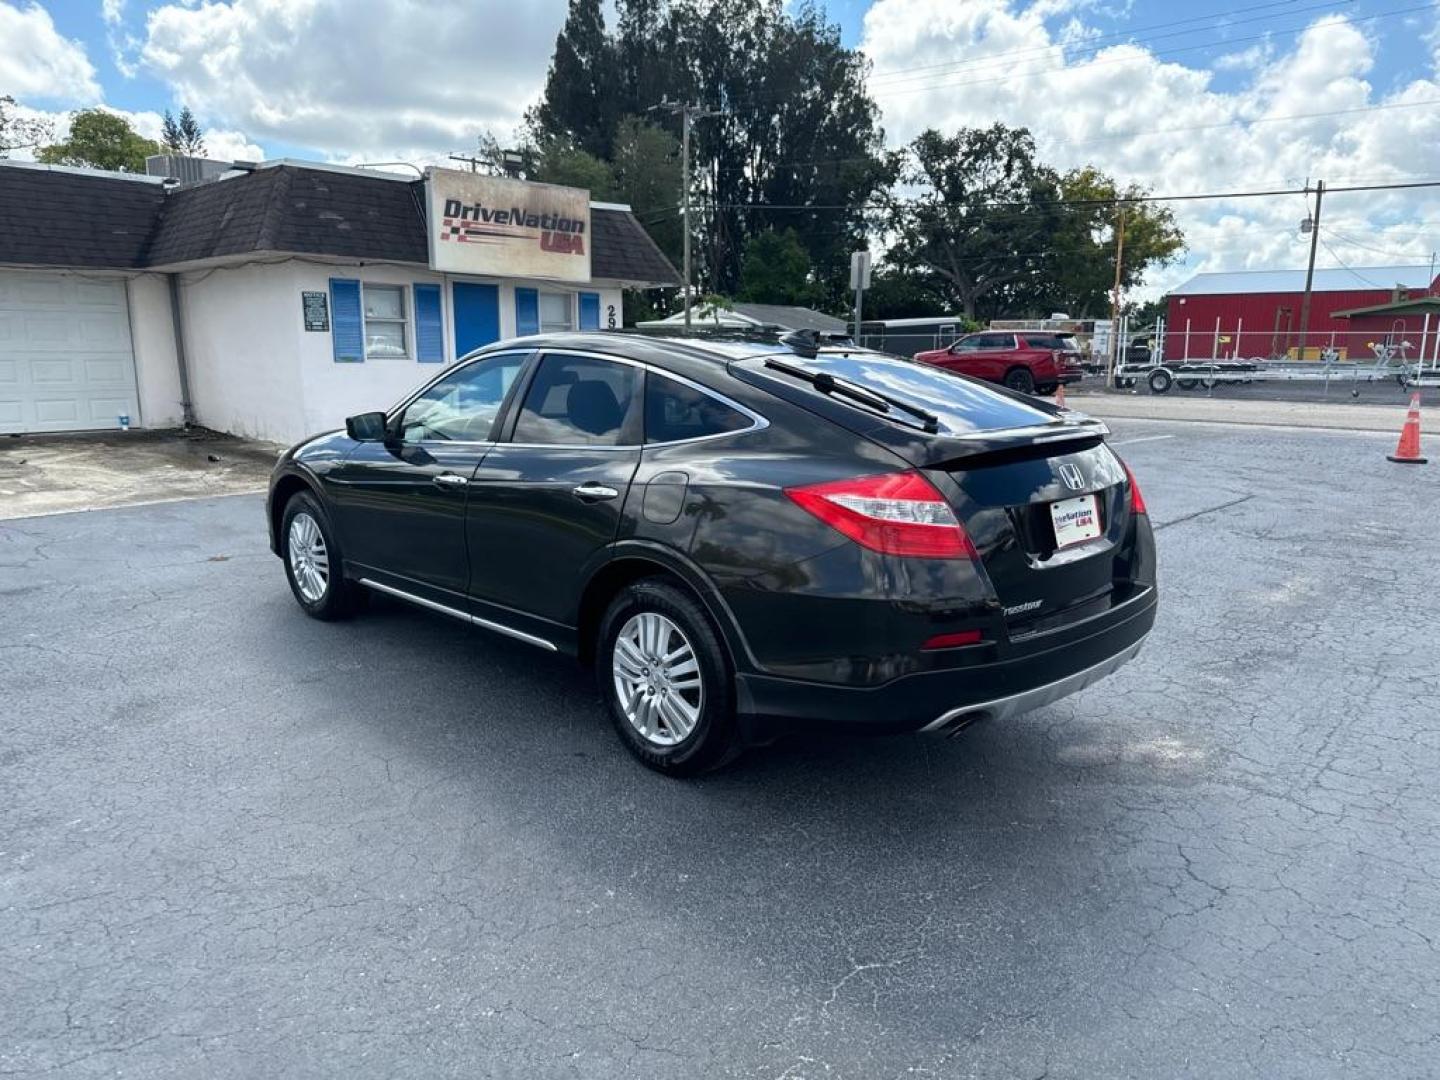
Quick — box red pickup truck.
[914,331,1084,395]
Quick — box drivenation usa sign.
[425,168,591,284]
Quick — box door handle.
[572,482,620,502]
[433,473,469,489]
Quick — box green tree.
[1047,167,1185,317]
[737,228,817,305]
[885,123,1063,321]
[161,105,206,156]
[534,0,617,160]
[37,109,161,172]
[861,267,953,321]
[530,0,888,304]
[529,138,618,198]
[1,95,52,159]
[611,116,682,263]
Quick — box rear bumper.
[918,636,1144,733]
[733,586,1156,739]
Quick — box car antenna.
[779,328,820,359]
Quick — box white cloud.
[861,0,1440,297]
[138,0,566,160]
[0,1,102,102]
[102,0,125,26]
[1213,42,1273,72]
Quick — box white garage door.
[0,270,141,434]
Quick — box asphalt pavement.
[2,418,1438,1078]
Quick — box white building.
[0,159,678,444]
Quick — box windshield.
[752,350,1058,435]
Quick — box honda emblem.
[1059,463,1085,491]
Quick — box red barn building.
[1164,265,1440,362]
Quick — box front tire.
[281,492,363,620]
[597,578,739,775]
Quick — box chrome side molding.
[357,578,558,652]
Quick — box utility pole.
[1109,208,1126,387]
[650,101,720,329]
[448,153,483,173]
[1298,179,1325,359]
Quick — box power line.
[707,0,1429,113]
[679,177,1440,215]
[863,0,1356,91]
[868,0,1437,100]
[861,0,1327,85]
[705,94,1440,180]
[1323,225,1436,257]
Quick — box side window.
[363,284,409,358]
[953,335,982,352]
[645,374,752,444]
[512,353,639,447]
[400,352,527,442]
[538,291,574,333]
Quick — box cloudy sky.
[5,0,1440,295]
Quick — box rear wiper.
[764,358,940,434]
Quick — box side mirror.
[345,411,389,441]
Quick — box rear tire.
[280,492,364,620]
[597,578,739,776]
[1004,367,1036,394]
[1148,368,1174,394]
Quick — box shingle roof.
[0,164,166,269]
[1172,265,1438,295]
[731,303,847,333]
[590,206,679,286]
[145,165,430,266]
[0,161,678,286]
[638,302,846,332]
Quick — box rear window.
[757,351,1056,435]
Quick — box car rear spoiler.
[916,419,1111,469]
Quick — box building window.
[538,291,574,333]
[363,284,409,358]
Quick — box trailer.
[1117,341,1430,396]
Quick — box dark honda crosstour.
[267,331,1157,774]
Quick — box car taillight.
[1122,461,1148,515]
[784,471,977,559]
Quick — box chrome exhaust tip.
[936,710,990,738]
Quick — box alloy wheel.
[287,511,330,603]
[612,612,704,747]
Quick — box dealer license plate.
[1049,494,1102,548]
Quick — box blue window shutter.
[515,287,539,336]
[329,278,363,363]
[453,282,500,355]
[578,291,600,330]
[414,283,444,362]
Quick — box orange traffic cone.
[1055,382,1068,409]
[1387,392,1428,465]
